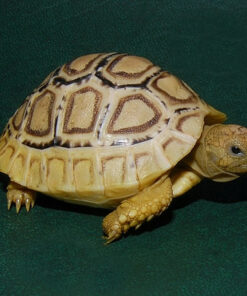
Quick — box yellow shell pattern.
[0,53,210,208]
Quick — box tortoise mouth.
[225,161,247,174]
[206,160,240,182]
[232,164,247,174]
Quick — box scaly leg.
[170,168,202,197]
[102,175,173,244]
[7,182,36,213]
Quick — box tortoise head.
[193,124,247,181]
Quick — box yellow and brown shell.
[0,53,212,208]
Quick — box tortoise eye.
[230,146,244,156]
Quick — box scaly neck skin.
[185,124,247,182]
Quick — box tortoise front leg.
[102,176,173,244]
[7,182,36,213]
[170,168,203,197]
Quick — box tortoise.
[0,53,246,243]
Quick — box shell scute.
[25,90,55,137]
[149,72,199,105]
[107,94,162,134]
[0,144,16,173]
[64,53,102,76]
[27,155,43,190]
[73,158,94,188]
[63,87,101,133]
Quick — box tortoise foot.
[102,176,173,244]
[7,182,36,213]
[103,211,123,244]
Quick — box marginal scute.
[176,112,204,138]
[69,148,105,199]
[134,151,165,188]
[103,156,125,196]
[162,137,193,164]
[25,90,55,136]
[8,153,25,184]
[0,145,15,173]
[47,157,66,191]
[73,159,93,189]
[27,157,43,189]
[0,136,7,152]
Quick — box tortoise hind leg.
[103,175,173,244]
[7,181,36,213]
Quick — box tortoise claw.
[7,182,36,213]
[15,198,22,213]
[7,197,12,210]
[25,198,31,212]
[103,231,121,245]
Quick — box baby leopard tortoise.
[0,53,247,243]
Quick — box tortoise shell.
[0,53,211,208]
